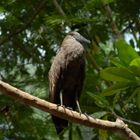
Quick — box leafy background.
[0,0,140,139]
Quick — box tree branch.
[53,0,66,17]
[0,80,139,140]
[112,111,140,126]
[102,2,121,38]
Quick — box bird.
[48,31,90,134]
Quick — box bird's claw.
[57,104,73,111]
[84,112,89,118]
[57,104,65,108]
[66,107,73,110]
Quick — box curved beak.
[80,35,91,44]
[76,35,91,44]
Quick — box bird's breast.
[62,57,85,89]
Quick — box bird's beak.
[78,35,91,44]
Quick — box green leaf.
[124,87,140,105]
[137,91,140,109]
[87,92,110,109]
[91,111,107,118]
[115,39,139,66]
[101,82,130,96]
[99,129,108,140]
[111,57,125,67]
[129,58,140,67]
[100,67,136,82]
[0,6,5,12]
[129,66,140,77]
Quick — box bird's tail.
[52,115,68,134]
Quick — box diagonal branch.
[0,80,139,140]
[112,111,140,126]
[53,0,66,17]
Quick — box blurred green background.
[0,0,140,139]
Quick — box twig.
[0,80,139,140]
[112,112,140,126]
[53,0,66,17]
[102,2,121,38]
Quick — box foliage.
[0,0,140,139]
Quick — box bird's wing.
[48,52,64,103]
[76,59,85,99]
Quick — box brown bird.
[48,31,90,134]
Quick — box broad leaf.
[87,92,110,109]
[91,111,107,118]
[101,82,131,96]
[111,57,125,67]
[100,67,136,82]
[129,66,140,77]
[129,58,140,67]
[115,39,139,66]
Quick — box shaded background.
[0,0,140,139]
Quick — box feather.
[48,31,90,134]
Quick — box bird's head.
[68,31,90,45]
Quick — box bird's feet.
[84,112,95,119]
[57,104,73,111]
[66,107,73,110]
[84,112,90,119]
[57,104,65,108]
